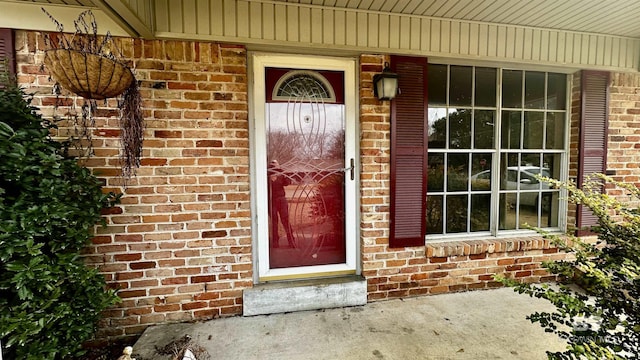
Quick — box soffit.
[271,0,640,39]
[9,0,95,6]
[4,0,640,39]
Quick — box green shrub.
[0,78,120,359]
[498,174,639,359]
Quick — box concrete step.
[242,275,367,316]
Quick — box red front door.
[265,67,347,269]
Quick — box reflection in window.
[448,110,471,149]
[426,64,567,236]
[450,66,472,106]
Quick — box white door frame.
[250,53,358,281]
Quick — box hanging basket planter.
[43,49,134,100]
[41,8,144,181]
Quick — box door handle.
[348,158,355,181]
[351,158,355,180]
[341,158,355,180]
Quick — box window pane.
[519,201,534,228]
[471,153,492,191]
[500,153,519,191]
[475,67,496,107]
[501,111,521,149]
[545,112,565,149]
[499,193,517,230]
[474,110,495,149]
[502,70,522,108]
[471,194,491,231]
[428,153,444,192]
[428,64,447,106]
[428,107,447,149]
[522,153,542,170]
[450,66,472,106]
[524,112,544,149]
[426,195,443,234]
[520,154,544,193]
[449,109,471,149]
[447,153,469,191]
[547,73,566,110]
[524,72,545,109]
[446,195,468,233]
[540,192,558,227]
[543,153,561,180]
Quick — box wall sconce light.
[373,62,399,101]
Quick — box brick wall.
[608,73,640,205]
[568,71,581,227]
[569,71,640,223]
[12,29,610,340]
[15,31,252,340]
[359,55,563,301]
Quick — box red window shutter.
[577,70,609,235]
[389,55,428,247]
[0,28,15,77]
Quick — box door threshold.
[259,269,356,282]
[243,275,367,316]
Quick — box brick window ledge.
[425,236,558,258]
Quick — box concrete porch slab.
[242,275,368,316]
[132,287,567,360]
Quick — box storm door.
[253,54,357,281]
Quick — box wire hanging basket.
[41,8,144,181]
[43,48,134,100]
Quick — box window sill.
[425,234,560,258]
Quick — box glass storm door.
[253,55,357,280]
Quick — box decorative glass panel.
[266,68,345,269]
[272,70,336,102]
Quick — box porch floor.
[132,287,567,359]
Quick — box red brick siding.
[15,30,631,340]
[567,71,581,228]
[608,73,640,209]
[570,72,640,223]
[15,31,251,340]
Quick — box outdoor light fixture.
[373,62,399,101]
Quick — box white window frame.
[425,64,570,240]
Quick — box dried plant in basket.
[42,8,143,180]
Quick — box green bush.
[0,78,120,359]
[498,174,639,359]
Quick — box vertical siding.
[150,0,640,72]
[122,0,155,31]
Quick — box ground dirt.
[73,337,138,360]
